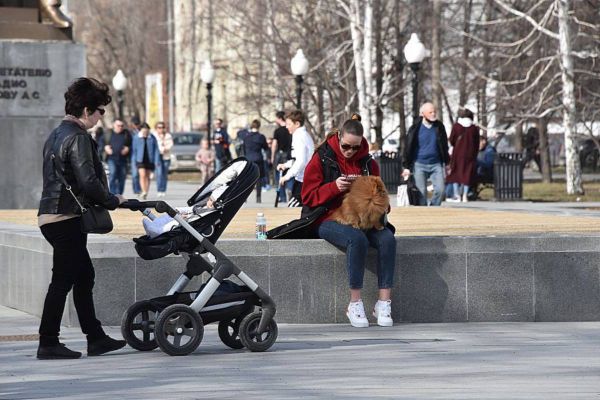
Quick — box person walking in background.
[129,116,142,195]
[271,110,292,203]
[446,108,480,202]
[403,102,449,206]
[301,114,396,328]
[131,122,160,200]
[243,119,269,203]
[37,77,126,359]
[233,125,250,158]
[103,119,131,195]
[153,121,173,198]
[196,138,216,185]
[212,118,231,172]
[276,110,314,207]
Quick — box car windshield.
[173,133,201,145]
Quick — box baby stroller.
[119,158,277,356]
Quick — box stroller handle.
[119,199,178,217]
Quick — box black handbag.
[51,154,113,234]
[79,204,113,234]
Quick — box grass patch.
[478,180,600,202]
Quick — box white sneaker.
[373,300,393,327]
[462,193,469,202]
[346,300,369,328]
[446,196,460,203]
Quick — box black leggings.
[39,218,105,345]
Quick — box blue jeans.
[131,161,141,194]
[107,158,127,195]
[413,161,445,206]
[318,221,396,289]
[156,159,171,192]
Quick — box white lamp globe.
[112,69,127,91]
[403,33,428,64]
[290,49,309,76]
[200,61,215,84]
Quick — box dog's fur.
[330,175,389,230]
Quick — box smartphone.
[342,174,359,181]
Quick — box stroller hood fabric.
[134,158,259,260]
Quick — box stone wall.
[0,41,85,209]
[2,221,600,326]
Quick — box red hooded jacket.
[301,134,380,225]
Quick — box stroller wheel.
[218,308,253,350]
[121,300,159,351]
[155,304,204,356]
[238,311,278,352]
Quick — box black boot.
[37,343,82,360]
[87,336,126,356]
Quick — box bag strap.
[50,153,86,213]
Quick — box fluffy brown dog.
[330,175,390,230]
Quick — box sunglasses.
[340,142,361,151]
[156,126,165,129]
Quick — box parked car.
[169,131,203,172]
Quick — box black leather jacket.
[38,120,119,216]
[403,117,449,169]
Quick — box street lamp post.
[290,49,309,110]
[403,33,428,122]
[112,69,127,120]
[200,60,215,148]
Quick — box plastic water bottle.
[256,212,267,240]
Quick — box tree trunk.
[431,0,443,122]
[395,0,407,155]
[374,0,383,147]
[348,0,369,136]
[363,0,374,142]
[459,0,472,106]
[514,122,523,153]
[557,0,584,194]
[538,117,552,183]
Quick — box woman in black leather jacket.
[36,78,127,359]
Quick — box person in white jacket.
[277,110,314,206]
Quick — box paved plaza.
[2,305,600,399]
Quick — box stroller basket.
[133,158,259,260]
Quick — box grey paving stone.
[534,252,600,321]
[92,258,136,326]
[399,253,467,322]
[467,253,535,321]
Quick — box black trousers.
[39,218,105,345]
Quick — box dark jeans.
[318,220,396,289]
[39,218,106,345]
[107,158,127,195]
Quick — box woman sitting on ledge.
[301,114,396,328]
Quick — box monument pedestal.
[0,41,85,209]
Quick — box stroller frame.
[119,159,276,355]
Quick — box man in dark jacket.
[403,102,449,206]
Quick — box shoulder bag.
[51,154,113,234]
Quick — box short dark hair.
[131,116,141,126]
[64,77,111,117]
[458,108,474,119]
[275,111,285,120]
[251,119,261,129]
[140,122,150,129]
[285,110,305,126]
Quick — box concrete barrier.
[2,221,600,326]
